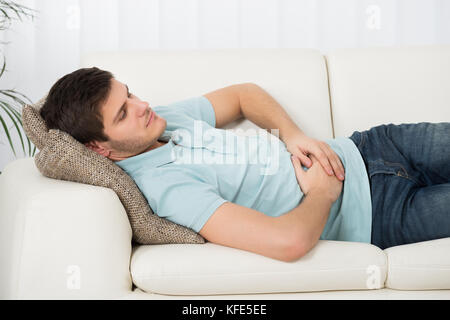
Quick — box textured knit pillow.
[21,95,205,245]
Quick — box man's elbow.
[279,234,311,262]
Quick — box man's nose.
[135,100,149,115]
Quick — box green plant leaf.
[0,100,26,157]
[0,2,36,32]
[0,1,39,159]
[0,100,35,157]
[0,55,6,78]
[0,110,16,157]
[0,89,32,106]
[0,89,34,158]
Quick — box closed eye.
[119,93,133,121]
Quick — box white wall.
[0,0,449,171]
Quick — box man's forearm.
[239,83,303,142]
[277,190,333,255]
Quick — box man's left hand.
[283,131,345,181]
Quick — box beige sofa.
[1,45,450,299]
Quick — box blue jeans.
[349,122,450,249]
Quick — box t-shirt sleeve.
[144,173,228,233]
[165,95,216,128]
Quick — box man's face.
[85,78,167,161]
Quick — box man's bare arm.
[238,83,302,143]
[203,83,245,128]
[239,83,346,180]
[276,190,333,255]
[199,194,333,262]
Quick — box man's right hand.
[291,154,343,203]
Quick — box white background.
[0,0,449,171]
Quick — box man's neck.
[112,139,167,162]
[139,139,167,154]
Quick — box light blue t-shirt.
[116,96,372,243]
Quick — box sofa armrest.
[0,158,133,299]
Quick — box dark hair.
[40,67,114,144]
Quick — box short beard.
[108,137,154,156]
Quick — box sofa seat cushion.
[385,238,450,290]
[130,240,387,295]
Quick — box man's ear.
[84,141,111,157]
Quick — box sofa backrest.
[82,45,450,141]
[326,45,450,138]
[81,48,333,140]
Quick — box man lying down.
[40,67,450,262]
